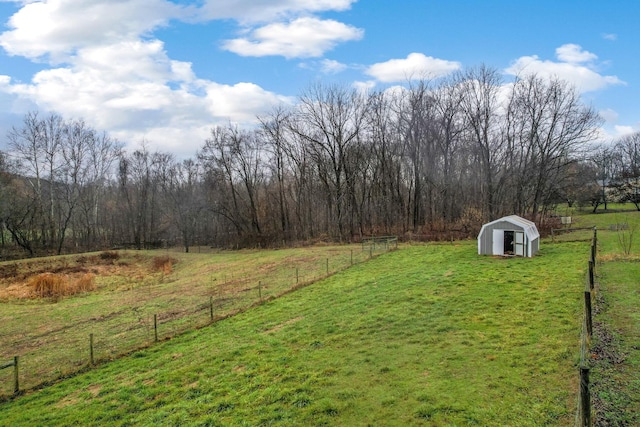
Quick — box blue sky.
[0,0,638,157]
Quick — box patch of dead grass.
[153,256,178,274]
[0,252,170,301]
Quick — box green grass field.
[1,240,590,426]
[0,207,637,426]
[0,245,376,397]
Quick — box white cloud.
[222,17,363,58]
[352,80,376,93]
[0,0,184,61]
[592,124,639,144]
[320,59,347,74]
[598,108,619,123]
[0,0,309,156]
[2,39,293,157]
[555,44,597,64]
[365,53,461,83]
[204,81,293,122]
[614,125,636,136]
[505,52,625,93]
[602,33,617,41]
[199,0,355,23]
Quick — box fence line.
[0,244,395,399]
[576,227,597,427]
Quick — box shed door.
[514,231,525,256]
[492,229,504,255]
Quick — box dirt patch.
[590,321,626,365]
[87,384,102,397]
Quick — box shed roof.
[478,215,540,241]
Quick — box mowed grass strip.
[580,208,640,425]
[0,245,373,396]
[592,260,640,425]
[0,241,587,426]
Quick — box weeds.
[153,256,177,274]
[99,251,120,263]
[30,273,65,298]
[29,273,96,299]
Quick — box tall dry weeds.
[29,272,96,299]
[153,256,177,275]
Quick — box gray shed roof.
[478,215,540,241]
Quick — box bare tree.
[161,158,204,252]
[505,74,602,219]
[614,132,640,210]
[199,124,266,245]
[590,145,617,212]
[75,131,120,248]
[288,83,370,239]
[259,106,292,239]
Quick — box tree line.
[1,66,637,257]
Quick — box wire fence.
[0,243,395,399]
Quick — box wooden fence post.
[209,296,214,321]
[350,250,353,265]
[90,333,95,365]
[580,366,591,426]
[588,261,595,290]
[296,268,299,284]
[326,258,329,275]
[13,356,19,395]
[154,314,158,342]
[258,281,262,300]
[584,291,593,340]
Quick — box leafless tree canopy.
[2,68,628,256]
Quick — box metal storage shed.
[477,215,540,257]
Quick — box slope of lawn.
[0,245,372,397]
[0,240,588,426]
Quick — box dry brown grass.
[30,273,66,298]
[153,256,177,274]
[99,251,120,262]
[29,273,96,299]
[0,251,154,301]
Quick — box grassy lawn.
[0,240,589,426]
[0,245,375,397]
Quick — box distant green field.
[0,238,590,426]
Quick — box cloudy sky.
[0,0,638,157]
